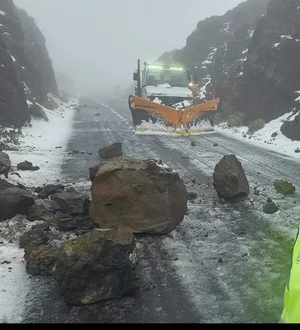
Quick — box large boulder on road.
[89,157,188,234]
[98,142,123,160]
[0,151,11,178]
[213,154,249,200]
[0,180,34,221]
[54,227,138,305]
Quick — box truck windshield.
[146,69,188,88]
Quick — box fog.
[14,0,243,92]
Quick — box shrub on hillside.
[227,111,244,128]
[213,112,225,125]
[248,118,265,135]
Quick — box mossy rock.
[274,180,295,195]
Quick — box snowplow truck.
[128,59,220,135]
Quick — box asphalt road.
[22,96,300,323]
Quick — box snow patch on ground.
[215,110,300,158]
[0,97,79,323]
[3,98,79,188]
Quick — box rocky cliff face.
[242,0,300,123]
[0,0,58,128]
[0,37,29,128]
[160,0,300,139]
[16,8,58,98]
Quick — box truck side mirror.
[133,71,138,81]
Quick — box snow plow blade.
[128,95,220,135]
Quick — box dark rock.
[19,223,50,249]
[89,164,100,182]
[188,192,198,200]
[90,157,188,234]
[263,200,278,214]
[58,216,96,233]
[281,114,300,141]
[27,203,51,221]
[271,132,278,138]
[213,143,218,147]
[0,151,11,178]
[17,161,39,171]
[254,189,260,196]
[0,179,34,221]
[54,228,138,305]
[51,187,90,216]
[295,148,300,153]
[191,141,196,147]
[35,184,65,199]
[17,183,26,190]
[213,154,249,200]
[98,142,123,160]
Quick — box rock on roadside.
[213,154,250,200]
[35,184,65,199]
[17,160,40,171]
[0,179,34,221]
[51,187,90,216]
[0,151,11,178]
[98,142,123,160]
[53,227,138,305]
[89,157,188,234]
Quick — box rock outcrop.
[0,0,58,128]
[90,157,188,234]
[160,0,300,126]
[213,154,249,200]
[54,228,138,305]
[0,37,30,128]
[16,8,58,98]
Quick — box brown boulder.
[89,157,188,234]
[25,244,59,276]
[213,154,249,200]
[54,227,138,305]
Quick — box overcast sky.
[14,0,243,91]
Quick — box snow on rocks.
[0,97,79,323]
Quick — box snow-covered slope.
[215,109,300,158]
